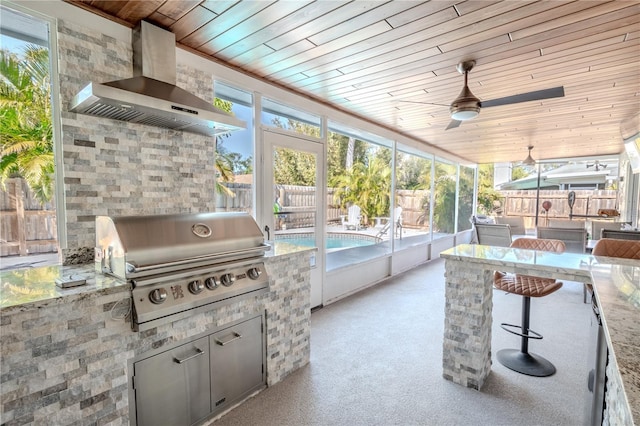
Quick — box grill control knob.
[205,276,220,290]
[221,273,236,287]
[188,280,204,294]
[149,288,168,304]
[247,267,262,280]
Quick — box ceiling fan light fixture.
[451,107,480,121]
[522,146,536,165]
[450,83,481,121]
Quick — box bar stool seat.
[493,238,566,377]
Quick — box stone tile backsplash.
[56,20,221,265]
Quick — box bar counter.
[440,244,639,425]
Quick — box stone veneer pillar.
[442,260,493,390]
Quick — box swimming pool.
[275,233,378,250]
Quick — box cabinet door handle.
[215,332,242,346]
[173,347,204,364]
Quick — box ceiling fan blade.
[446,119,462,130]
[480,86,565,108]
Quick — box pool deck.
[276,223,427,240]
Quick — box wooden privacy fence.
[1,178,57,257]
[498,189,618,230]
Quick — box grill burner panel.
[131,259,268,331]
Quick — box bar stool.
[493,238,566,377]
[588,239,640,302]
[592,238,640,259]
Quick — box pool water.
[276,235,376,249]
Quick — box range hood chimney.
[69,21,245,136]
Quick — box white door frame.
[261,127,325,308]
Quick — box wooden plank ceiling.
[64,0,640,164]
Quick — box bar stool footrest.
[497,349,556,377]
[500,322,543,340]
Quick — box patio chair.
[600,229,640,241]
[474,223,512,247]
[375,207,403,238]
[591,220,624,241]
[538,226,589,302]
[342,205,362,231]
[547,219,586,229]
[536,227,587,253]
[393,206,403,237]
[495,216,526,236]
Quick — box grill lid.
[95,212,267,279]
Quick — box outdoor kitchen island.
[0,245,314,425]
[440,244,639,426]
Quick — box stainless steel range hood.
[69,21,245,136]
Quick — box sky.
[1,34,29,56]
[219,103,254,160]
[221,103,290,161]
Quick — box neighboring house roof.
[497,162,618,190]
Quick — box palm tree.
[0,45,53,203]
[214,97,241,198]
[213,147,236,198]
[330,157,391,225]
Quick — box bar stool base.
[497,349,556,377]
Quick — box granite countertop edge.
[1,246,315,311]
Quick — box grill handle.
[126,244,269,274]
[215,332,242,346]
[173,347,204,364]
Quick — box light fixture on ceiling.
[449,61,481,121]
[522,145,536,165]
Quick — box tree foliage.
[477,163,502,214]
[327,131,367,182]
[0,46,53,203]
[330,155,391,224]
[458,166,475,231]
[274,147,316,186]
[511,164,530,181]
[268,118,320,186]
[396,153,431,190]
[432,162,457,233]
[214,97,250,197]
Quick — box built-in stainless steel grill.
[95,212,270,331]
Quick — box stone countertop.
[441,244,639,425]
[0,264,127,311]
[0,244,315,311]
[265,241,318,257]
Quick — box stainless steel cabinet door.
[210,316,264,411]
[134,337,210,426]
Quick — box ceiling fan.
[587,160,608,171]
[401,60,565,130]
[522,145,536,166]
